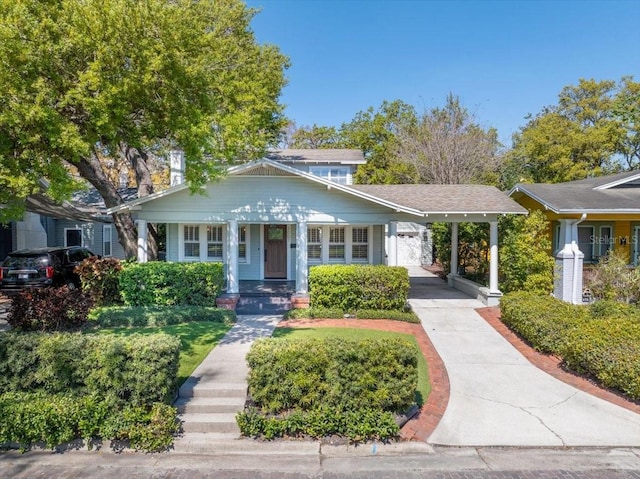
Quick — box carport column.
[489,221,499,293]
[387,221,398,266]
[449,222,459,285]
[227,219,239,294]
[136,219,148,263]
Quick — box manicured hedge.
[499,291,588,354]
[0,392,178,452]
[238,336,418,441]
[0,332,180,407]
[309,265,409,311]
[119,262,224,306]
[500,292,640,401]
[8,287,93,331]
[89,305,236,327]
[284,307,420,323]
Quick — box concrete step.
[179,413,240,434]
[236,296,291,315]
[175,396,246,414]
[179,381,247,399]
[172,434,321,455]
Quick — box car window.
[68,249,91,263]
[3,255,49,269]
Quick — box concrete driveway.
[407,267,640,447]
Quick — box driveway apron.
[407,266,640,447]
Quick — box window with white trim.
[207,225,223,260]
[329,227,345,261]
[103,225,112,257]
[183,225,200,258]
[307,226,322,262]
[309,166,350,185]
[578,226,594,262]
[351,227,368,262]
[239,225,248,263]
[597,225,612,258]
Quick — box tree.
[394,94,502,185]
[0,0,288,257]
[288,124,341,149]
[504,78,637,186]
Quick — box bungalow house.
[108,149,526,307]
[509,170,640,304]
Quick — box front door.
[264,225,287,279]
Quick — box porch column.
[449,222,459,278]
[296,221,308,294]
[137,220,148,263]
[554,218,585,304]
[227,219,239,294]
[489,221,499,293]
[387,221,398,266]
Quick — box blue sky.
[246,0,640,146]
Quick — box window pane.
[184,226,199,242]
[239,243,246,259]
[66,229,82,247]
[329,245,345,259]
[239,226,246,242]
[330,227,344,243]
[185,243,200,257]
[208,244,223,258]
[207,226,222,242]
[308,245,322,260]
[268,226,284,240]
[352,245,368,260]
[352,227,368,243]
[308,227,321,243]
[578,226,594,260]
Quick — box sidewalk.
[407,266,640,447]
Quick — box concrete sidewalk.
[407,266,640,447]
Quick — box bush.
[76,256,123,306]
[589,300,640,321]
[0,332,180,408]
[499,292,588,353]
[89,305,236,327]
[0,392,178,452]
[283,307,420,323]
[119,262,224,306]
[584,250,640,303]
[562,318,640,400]
[309,265,409,311]
[8,287,94,331]
[246,337,418,414]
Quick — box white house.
[108,149,527,306]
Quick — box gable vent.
[238,165,296,177]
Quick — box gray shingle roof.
[351,184,527,214]
[511,170,640,213]
[266,149,366,165]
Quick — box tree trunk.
[124,145,158,260]
[74,154,139,259]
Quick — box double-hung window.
[103,225,112,257]
[183,225,200,258]
[351,227,368,262]
[329,227,345,261]
[307,227,322,262]
[238,225,248,263]
[207,225,223,260]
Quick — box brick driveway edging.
[277,318,450,442]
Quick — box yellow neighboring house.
[509,170,640,304]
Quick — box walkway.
[407,266,640,447]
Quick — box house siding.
[238,224,261,280]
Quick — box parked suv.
[0,246,96,294]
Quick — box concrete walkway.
[407,266,640,447]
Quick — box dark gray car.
[0,246,96,294]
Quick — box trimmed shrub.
[0,332,180,408]
[499,292,587,353]
[584,250,640,303]
[8,287,94,331]
[283,307,420,323]
[76,256,123,306]
[119,262,224,306]
[562,318,640,400]
[309,265,409,311]
[589,300,640,321]
[246,337,418,414]
[89,305,236,327]
[0,392,178,452]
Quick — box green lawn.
[273,326,430,406]
[95,321,232,386]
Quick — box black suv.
[0,246,96,294]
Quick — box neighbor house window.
[65,228,82,247]
[103,225,112,257]
[207,225,223,260]
[329,227,345,261]
[183,225,200,258]
[307,226,322,262]
[239,225,248,263]
[351,227,369,262]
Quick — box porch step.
[175,396,246,414]
[179,413,240,434]
[236,295,291,315]
[179,381,247,399]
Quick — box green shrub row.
[0,332,180,407]
[500,292,640,400]
[76,256,123,306]
[499,292,588,354]
[119,262,225,306]
[236,406,399,442]
[309,265,409,311]
[0,392,178,452]
[284,307,420,323]
[8,288,94,331]
[88,305,236,327]
[246,337,418,414]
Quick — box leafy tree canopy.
[0,0,289,255]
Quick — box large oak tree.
[0,0,288,257]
